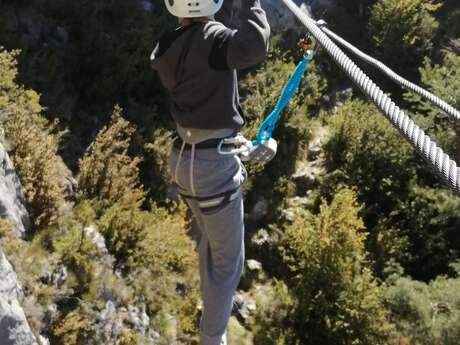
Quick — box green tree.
[78,105,145,212]
[0,48,65,227]
[385,264,460,345]
[324,100,415,221]
[256,189,393,344]
[405,40,460,162]
[369,0,441,79]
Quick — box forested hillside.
[0,0,459,344]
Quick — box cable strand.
[318,24,460,122]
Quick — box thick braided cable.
[281,0,460,194]
[318,22,460,122]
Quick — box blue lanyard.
[254,53,315,144]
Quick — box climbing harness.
[218,34,318,164]
[279,0,460,195]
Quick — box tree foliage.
[405,40,460,161]
[0,48,64,227]
[78,105,145,211]
[369,0,441,78]
[385,266,460,345]
[324,99,415,221]
[256,189,393,344]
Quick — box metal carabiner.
[299,34,317,60]
[217,133,253,156]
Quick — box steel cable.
[281,0,460,194]
[317,21,460,122]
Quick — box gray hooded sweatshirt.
[150,0,270,143]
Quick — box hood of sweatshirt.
[150,23,201,91]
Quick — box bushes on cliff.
[0,48,65,228]
[254,189,393,344]
[78,106,200,338]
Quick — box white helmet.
[164,0,223,18]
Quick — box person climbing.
[150,0,270,343]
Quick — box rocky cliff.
[0,144,41,344]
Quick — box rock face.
[97,300,159,344]
[0,143,31,238]
[0,252,38,345]
[0,143,41,344]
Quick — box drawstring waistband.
[174,140,186,185]
[174,140,197,197]
[190,143,197,196]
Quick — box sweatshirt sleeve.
[215,0,235,27]
[209,0,270,70]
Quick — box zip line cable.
[316,20,460,122]
[280,0,460,195]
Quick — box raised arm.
[209,0,270,70]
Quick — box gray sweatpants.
[168,143,246,345]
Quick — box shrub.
[51,309,93,345]
[78,105,145,212]
[395,186,460,280]
[279,188,393,344]
[49,201,100,296]
[239,50,326,222]
[369,0,441,78]
[143,127,175,201]
[324,100,415,221]
[252,281,298,345]
[385,268,460,345]
[404,41,460,161]
[0,48,65,228]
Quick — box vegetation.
[0,49,64,228]
[254,189,393,344]
[0,0,459,344]
[369,0,441,79]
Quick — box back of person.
[151,0,270,139]
[150,1,270,344]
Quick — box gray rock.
[0,252,38,345]
[337,87,353,103]
[231,0,339,33]
[251,229,271,247]
[0,143,31,238]
[232,292,256,323]
[281,208,295,222]
[84,225,109,255]
[0,298,38,345]
[307,145,322,161]
[40,266,67,288]
[250,197,268,222]
[292,165,317,187]
[0,252,24,301]
[37,335,50,345]
[97,300,158,344]
[140,0,154,12]
[0,252,24,302]
[43,304,57,328]
[288,196,311,207]
[56,156,77,201]
[246,259,263,272]
[147,329,160,343]
[55,26,68,44]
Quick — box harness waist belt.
[173,137,235,150]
